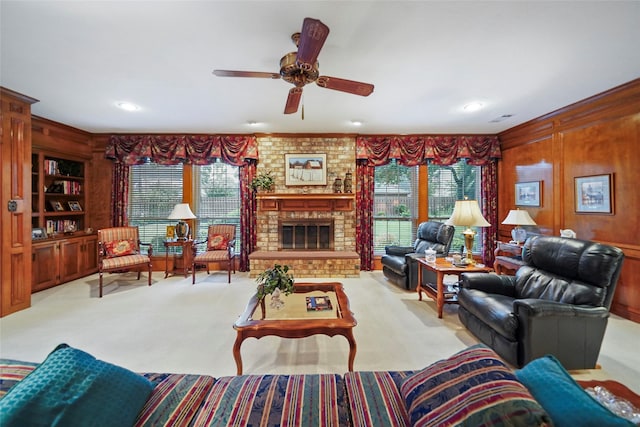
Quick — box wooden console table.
[416,258,492,318]
[164,239,194,278]
[493,241,525,275]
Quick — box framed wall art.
[515,181,541,207]
[575,174,613,214]
[285,153,327,186]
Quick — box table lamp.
[501,209,536,244]
[445,198,490,265]
[167,203,196,240]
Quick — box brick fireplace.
[248,135,360,278]
[249,194,360,278]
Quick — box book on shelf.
[306,296,333,311]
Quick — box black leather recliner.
[381,221,455,290]
[458,235,624,369]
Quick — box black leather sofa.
[458,235,624,369]
[381,221,455,290]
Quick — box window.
[128,163,184,253]
[373,160,419,254]
[428,160,483,253]
[193,163,241,253]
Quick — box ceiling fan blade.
[296,18,329,70]
[316,76,374,96]
[213,70,280,79]
[284,87,303,114]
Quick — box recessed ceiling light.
[247,121,260,126]
[463,102,484,112]
[350,120,362,126]
[116,102,140,111]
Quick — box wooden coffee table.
[232,282,357,375]
[416,257,492,318]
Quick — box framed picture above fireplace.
[285,153,327,186]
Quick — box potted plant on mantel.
[250,170,275,192]
[256,264,295,309]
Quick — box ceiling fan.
[213,17,374,115]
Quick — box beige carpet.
[1,271,638,393]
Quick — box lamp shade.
[167,203,196,220]
[445,199,490,227]
[501,209,536,226]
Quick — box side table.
[164,239,194,278]
[416,257,492,318]
[494,241,525,275]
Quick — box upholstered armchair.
[192,224,236,284]
[458,235,624,369]
[97,227,153,297]
[381,221,455,290]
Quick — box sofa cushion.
[192,373,349,426]
[0,360,38,399]
[457,289,519,340]
[0,344,154,427]
[516,355,635,427]
[400,345,551,427]
[134,373,216,427]
[344,371,413,427]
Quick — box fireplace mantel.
[256,193,355,212]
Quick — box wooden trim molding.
[256,193,355,212]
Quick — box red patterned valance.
[106,134,259,166]
[356,135,500,166]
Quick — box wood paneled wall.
[498,79,640,322]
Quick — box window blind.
[128,163,184,253]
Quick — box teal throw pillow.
[516,355,635,427]
[400,345,551,426]
[0,344,154,427]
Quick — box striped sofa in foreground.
[1,345,635,426]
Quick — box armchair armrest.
[460,272,517,297]
[384,245,414,256]
[513,299,609,319]
[514,299,609,369]
[139,242,153,257]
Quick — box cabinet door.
[81,235,98,275]
[59,239,82,282]
[1,89,36,316]
[32,242,58,292]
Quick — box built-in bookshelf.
[32,152,87,235]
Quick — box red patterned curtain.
[110,163,129,227]
[481,160,499,265]
[106,134,258,165]
[356,135,501,269]
[105,134,259,269]
[239,161,257,271]
[356,160,375,270]
[356,135,500,166]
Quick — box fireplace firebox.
[279,219,334,251]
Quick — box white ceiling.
[2,1,639,135]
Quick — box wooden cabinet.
[1,87,38,317]
[32,234,98,292]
